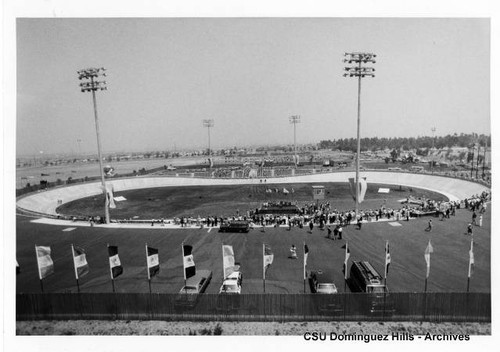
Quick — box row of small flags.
[33,238,475,292]
[33,243,271,293]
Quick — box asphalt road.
[16,205,490,294]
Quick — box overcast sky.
[16,18,490,156]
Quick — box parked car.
[316,283,338,294]
[219,270,243,294]
[176,269,213,307]
[309,270,338,294]
[178,269,212,294]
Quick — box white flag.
[468,240,474,278]
[424,240,433,278]
[223,245,235,278]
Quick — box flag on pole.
[222,245,235,279]
[102,184,116,209]
[384,241,391,278]
[108,245,123,279]
[424,240,433,278]
[263,244,274,279]
[36,245,54,279]
[348,177,368,203]
[303,244,309,280]
[468,239,474,278]
[108,186,116,209]
[359,177,368,203]
[182,245,196,280]
[146,246,160,279]
[342,242,350,279]
[72,245,89,279]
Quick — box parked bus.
[348,261,392,315]
[349,261,387,293]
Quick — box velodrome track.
[15,171,491,294]
[17,171,490,221]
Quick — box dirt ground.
[16,320,490,336]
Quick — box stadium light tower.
[203,119,214,156]
[343,52,376,218]
[431,127,436,173]
[78,67,110,224]
[289,115,301,167]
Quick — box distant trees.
[318,133,490,153]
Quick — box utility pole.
[289,115,301,167]
[78,67,110,224]
[482,137,487,179]
[203,119,214,162]
[343,52,376,218]
[476,139,481,179]
[431,127,436,173]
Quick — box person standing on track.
[472,211,477,225]
[426,219,432,232]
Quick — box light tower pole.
[203,119,214,164]
[431,127,436,173]
[343,52,376,218]
[289,115,301,167]
[78,67,110,224]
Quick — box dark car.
[219,220,250,233]
[176,270,213,308]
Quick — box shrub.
[213,323,223,335]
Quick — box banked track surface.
[16,171,490,218]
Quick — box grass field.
[56,182,448,219]
[16,204,490,294]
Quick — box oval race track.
[17,171,490,222]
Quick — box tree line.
[318,133,490,153]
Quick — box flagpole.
[107,243,115,293]
[467,239,473,292]
[263,243,266,293]
[303,241,306,294]
[221,242,224,281]
[35,244,44,293]
[383,241,388,319]
[182,242,187,294]
[72,244,81,293]
[344,241,348,292]
[146,243,152,294]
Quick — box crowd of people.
[75,187,491,232]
